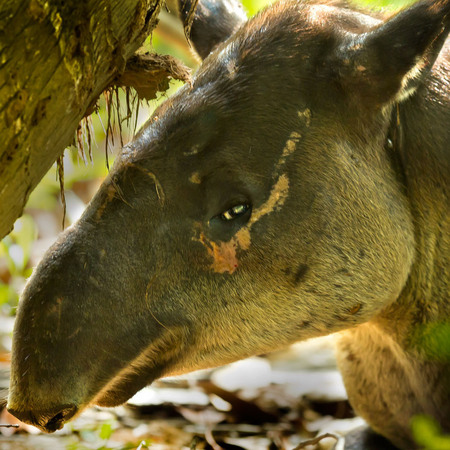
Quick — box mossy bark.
[0,0,163,239]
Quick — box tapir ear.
[178,0,247,60]
[339,0,450,105]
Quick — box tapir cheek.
[209,241,240,274]
[195,232,240,274]
[192,226,252,275]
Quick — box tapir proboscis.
[6,0,450,448]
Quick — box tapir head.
[8,0,450,432]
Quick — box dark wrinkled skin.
[7,0,450,448]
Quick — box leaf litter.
[0,335,367,449]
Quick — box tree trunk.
[0,0,164,239]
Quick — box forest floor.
[0,322,365,450]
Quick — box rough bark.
[0,0,164,239]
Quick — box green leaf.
[0,283,15,306]
[412,322,450,362]
[0,238,16,274]
[412,415,450,450]
[351,0,416,9]
[98,422,113,441]
[10,215,37,272]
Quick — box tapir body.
[7,0,450,448]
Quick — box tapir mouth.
[91,328,187,407]
[91,361,168,408]
[7,378,152,433]
[93,382,152,408]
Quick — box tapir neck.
[378,67,450,343]
[336,77,450,443]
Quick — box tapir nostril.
[43,405,78,432]
[44,411,65,432]
[7,404,78,433]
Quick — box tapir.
[6,0,450,448]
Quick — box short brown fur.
[7,1,450,447]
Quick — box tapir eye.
[220,204,250,221]
[209,201,252,238]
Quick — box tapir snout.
[7,185,178,431]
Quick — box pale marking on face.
[283,131,301,157]
[95,183,117,221]
[248,174,290,227]
[195,174,290,274]
[189,172,202,184]
[276,131,302,171]
[297,108,311,127]
[197,232,240,274]
[183,144,201,157]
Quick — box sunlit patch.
[308,4,332,26]
[195,174,290,274]
[227,59,238,79]
[395,59,426,102]
[218,46,239,80]
[120,143,137,161]
[222,0,247,20]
